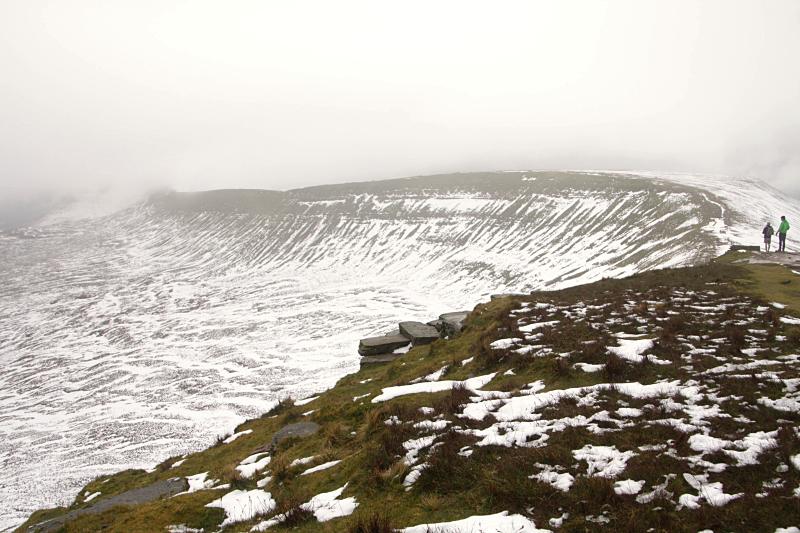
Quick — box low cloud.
[1,0,798,205]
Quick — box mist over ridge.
[2,1,799,206]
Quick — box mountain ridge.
[1,171,798,529]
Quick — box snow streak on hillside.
[0,171,795,528]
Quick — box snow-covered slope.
[0,171,796,529]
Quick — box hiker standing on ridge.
[777,216,790,252]
[763,222,774,252]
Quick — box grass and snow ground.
[16,255,800,532]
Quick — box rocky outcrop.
[358,334,411,356]
[358,310,471,360]
[398,321,440,345]
[439,311,469,336]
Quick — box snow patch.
[614,479,645,495]
[372,373,497,403]
[400,511,550,533]
[573,445,635,478]
[236,453,271,479]
[300,460,341,476]
[223,429,252,444]
[206,489,276,526]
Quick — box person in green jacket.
[777,216,790,252]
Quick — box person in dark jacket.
[777,216,790,252]
[763,222,774,252]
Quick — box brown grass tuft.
[572,476,617,507]
[416,431,477,494]
[272,490,315,527]
[269,454,293,484]
[362,410,415,478]
[475,330,509,369]
[775,424,800,465]
[604,353,626,381]
[323,421,352,448]
[725,325,746,352]
[553,356,571,377]
[221,464,250,490]
[434,383,473,414]
[786,326,800,348]
[580,339,607,361]
[659,315,685,345]
[763,308,781,328]
[347,511,395,533]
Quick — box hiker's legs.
[765,240,771,252]
[779,233,786,251]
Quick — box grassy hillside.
[17,252,800,532]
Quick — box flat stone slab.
[398,321,440,345]
[729,244,761,252]
[30,478,188,532]
[267,421,321,451]
[439,311,469,336]
[358,334,410,356]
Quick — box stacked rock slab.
[399,321,440,345]
[358,311,471,361]
[439,311,469,336]
[358,333,411,356]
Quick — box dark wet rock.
[29,478,188,532]
[358,334,410,356]
[439,311,469,336]
[729,244,761,251]
[398,321,440,345]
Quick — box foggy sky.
[1,0,799,206]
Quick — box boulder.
[358,334,411,356]
[398,321,440,345]
[729,245,760,252]
[439,311,470,336]
[268,421,320,450]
